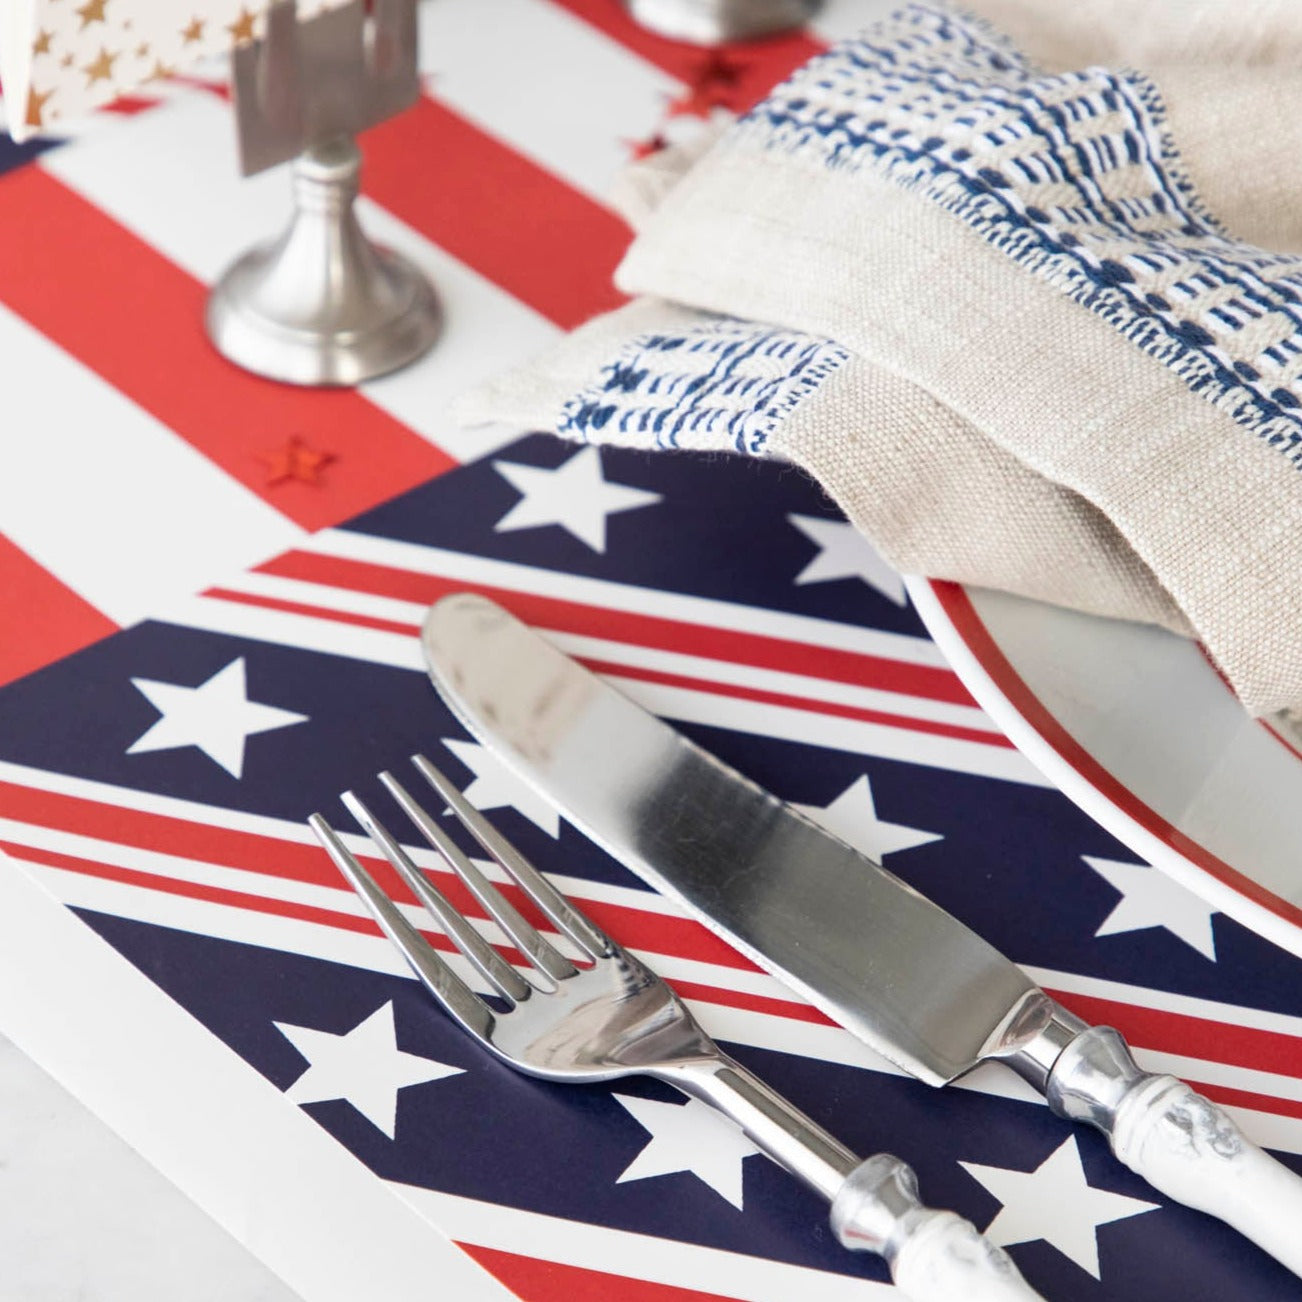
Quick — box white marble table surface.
[0,1033,302,1302]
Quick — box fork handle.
[832,1155,1043,1301]
[662,1057,1043,1300]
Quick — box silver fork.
[309,755,1045,1302]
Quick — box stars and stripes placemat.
[1,3,1301,1299]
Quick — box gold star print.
[226,7,256,42]
[74,0,107,29]
[82,46,118,86]
[259,437,336,486]
[146,57,175,81]
[60,52,74,67]
[24,85,54,127]
[32,28,54,56]
[180,16,204,42]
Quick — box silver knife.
[421,592,1302,1277]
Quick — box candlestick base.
[206,135,440,387]
[623,0,820,44]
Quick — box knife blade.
[422,591,1302,1276]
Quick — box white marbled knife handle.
[831,1155,1044,1301]
[1045,1022,1302,1276]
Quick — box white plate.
[905,577,1302,958]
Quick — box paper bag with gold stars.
[0,0,334,140]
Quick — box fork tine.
[340,792,533,1004]
[379,771,579,982]
[308,814,495,1039]
[411,754,612,960]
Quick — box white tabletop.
[0,1033,301,1302]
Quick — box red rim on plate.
[906,576,1302,956]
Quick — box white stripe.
[355,193,559,465]
[0,757,332,842]
[306,527,953,666]
[0,810,863,1006]
[557,629,1000,731]
[39,87,297,286]
[1025,964,1302,1041]
[0,298,302,626]
[419,0,678,206]
[0,754,683,916]
[22,853,1302,1152]
[17,839,814,1014]
[38,86,559,467]
[395,1184,895,1301]
[161,590,1043,781]
[617,677,1047,784]
[18,762,1302,1043]
[220,567,1002,732]
[1143,1050,1302,1106]
[14,851,833,1023]
[166,590,424,664]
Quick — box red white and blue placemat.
[2,4,1302,1300]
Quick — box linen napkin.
[458,1,1302,719]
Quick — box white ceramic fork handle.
[831,1155,1044,1301]
[1046,1023,1302,1276]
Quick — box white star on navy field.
[794,774,941,860]
[787,513,907,605]
[493,446,662,552]
[1083,855,1220,959]
[961,1137,1159,1278]
[127,657,306,778]
[275,1002,463,1139]
[613,1093,761,1208]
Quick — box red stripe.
[6,839,377,934]
[5,832,822,1021]
[550,0,825,112]
[458,1243,741,1302]
[0,166,452,533]
[1050,990,1302,1081]
[1176,1079,1302,1122]
[254,549,978,705]
[15,826,1302,1116]
[932,581,1302,929]
[0,781,343,889]
[206,586,419,637]
[203,583,1007,745]
[671,978,828,1026]
[0,780,757,971]
[361,96,630,329]
[584,658,1010,748]
[0,535,118,687]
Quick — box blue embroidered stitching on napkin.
[739,4,1302,467]
[558,315,849,455]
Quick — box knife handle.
[831,1155,1045,1301]
[1045,1021,1302,1276]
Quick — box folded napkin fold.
[458,2,1302,718]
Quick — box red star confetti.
[259,435,336,486]
[666,50,747,119]
[625,131,668,161]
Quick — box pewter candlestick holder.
[206,0,440,387]
[623,0,820,44]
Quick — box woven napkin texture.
[458,2,1302,718]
